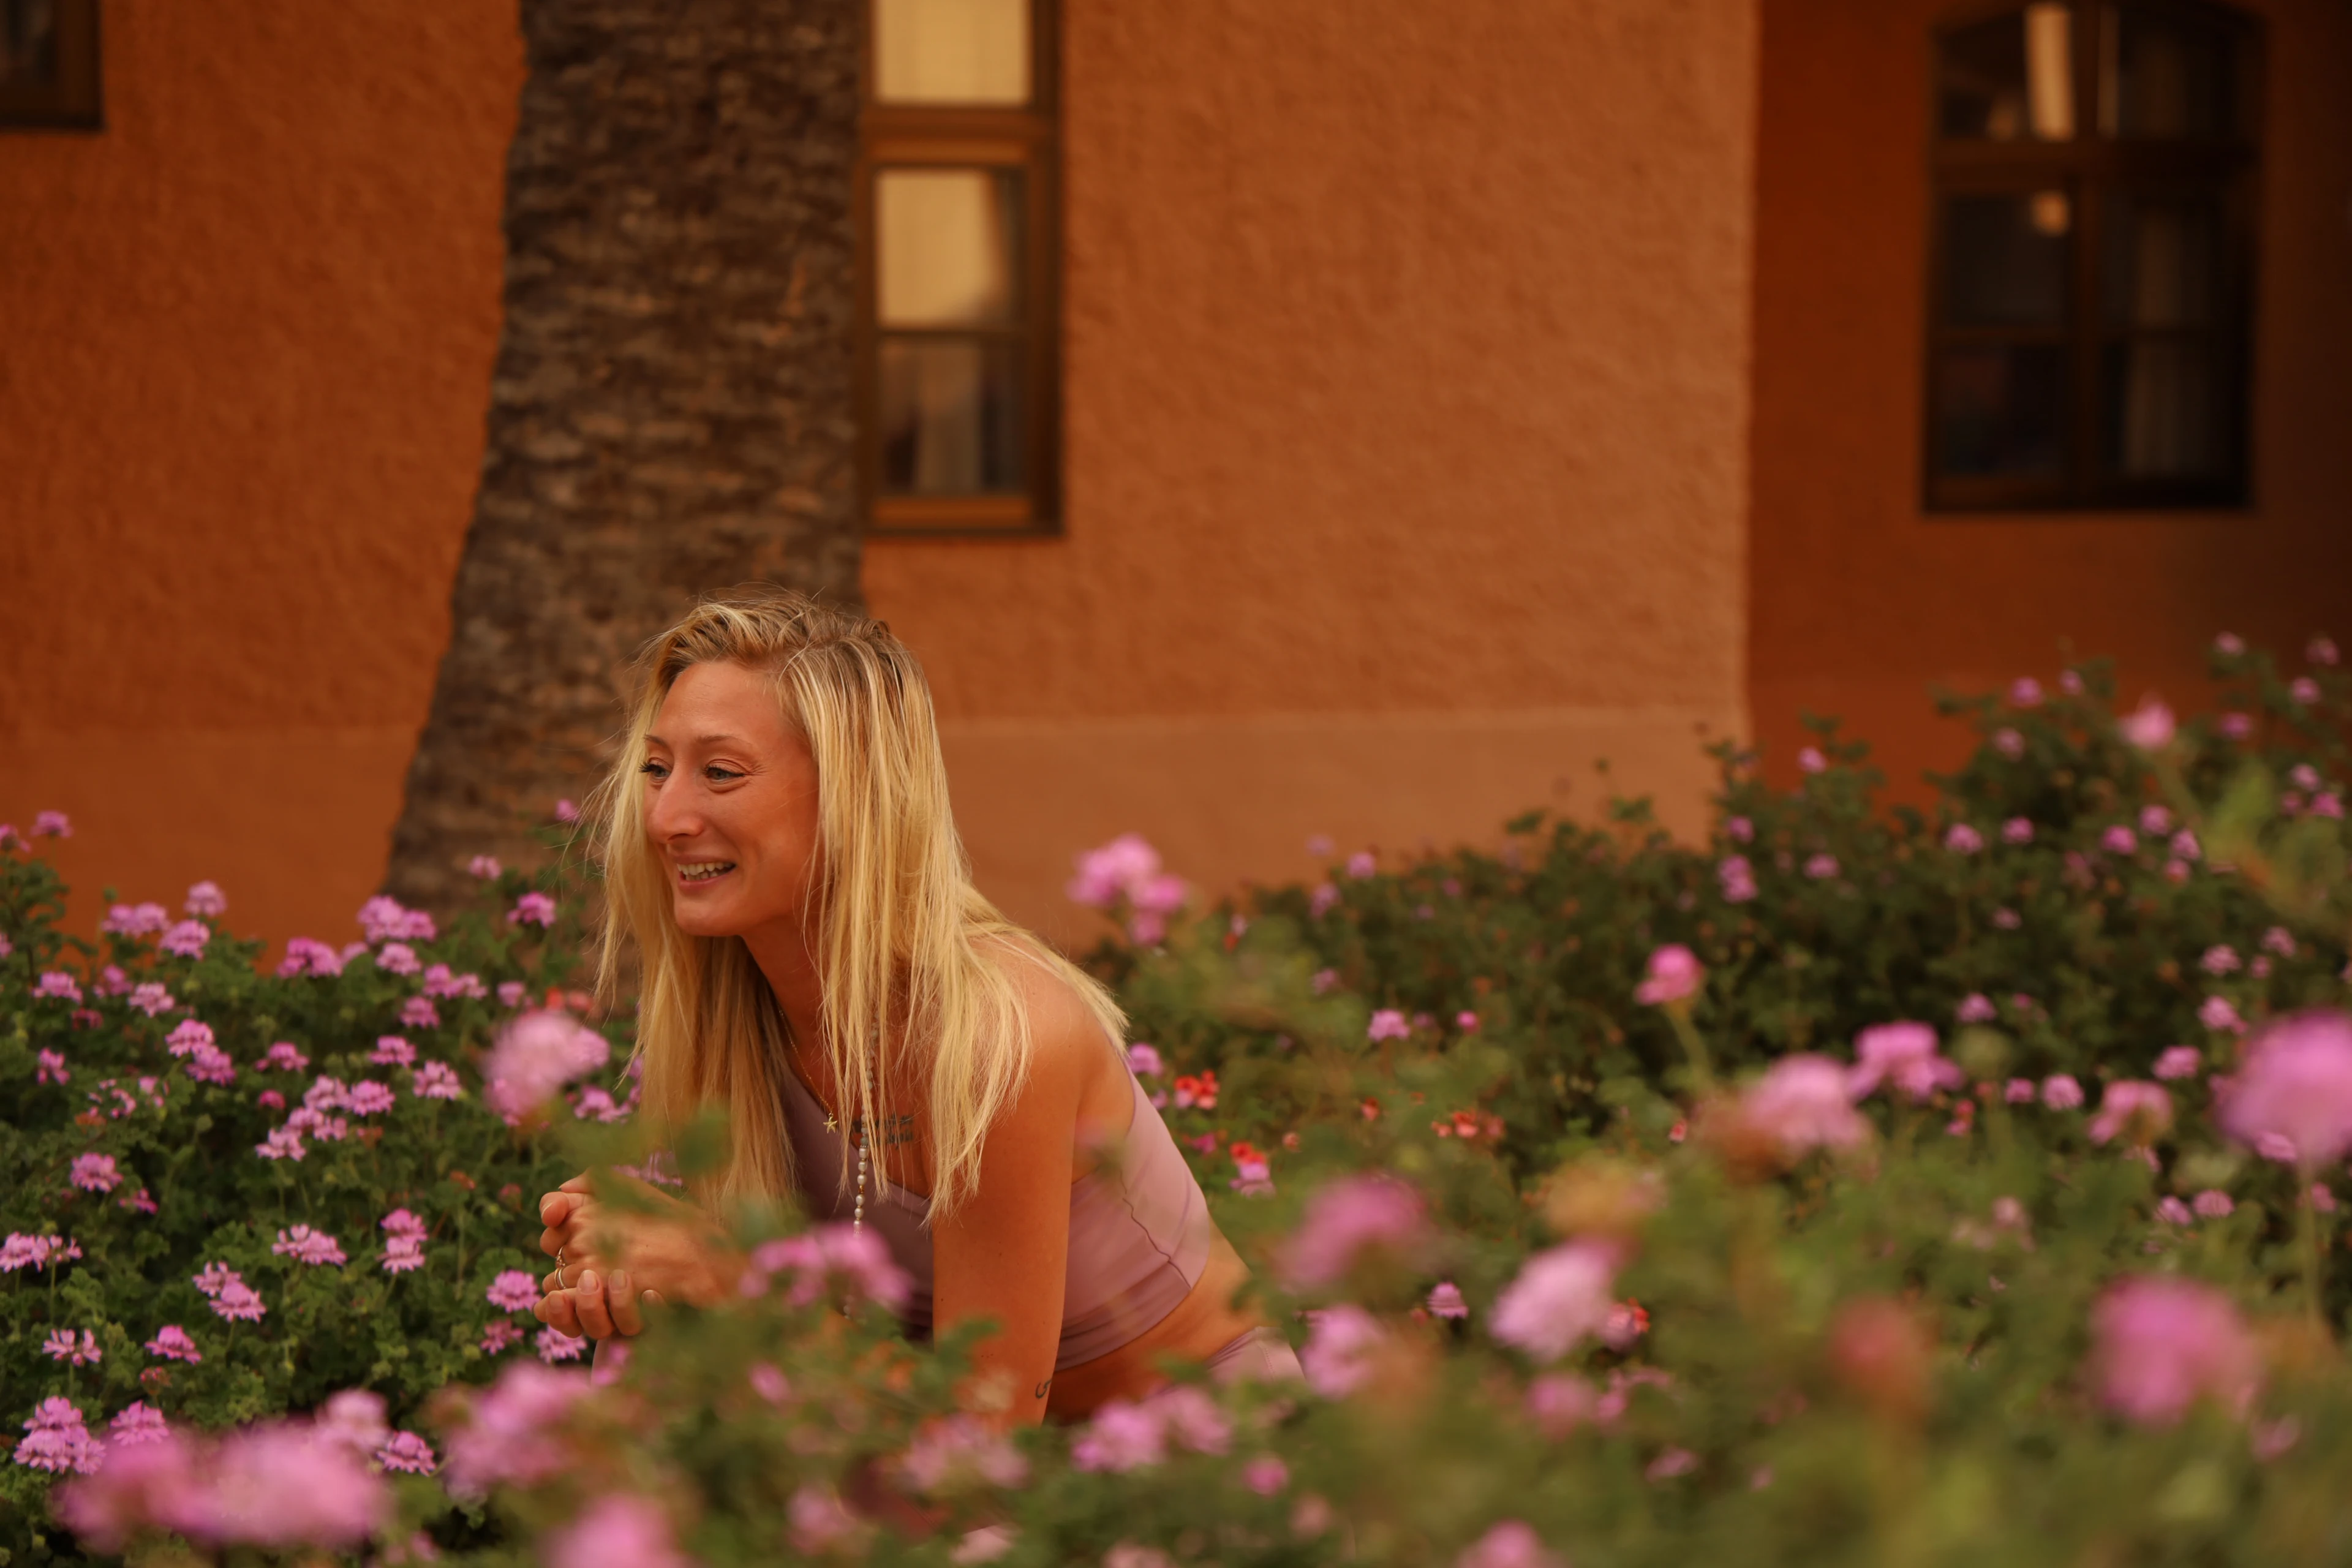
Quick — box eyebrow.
[644,733,748,749]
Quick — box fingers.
[560,1172,595,1196]
[573,1269,618,1340]
[535,1289,586,1338]
[608,1270,644,1336]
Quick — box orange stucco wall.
[1749,0,2352,799]
[0,5,521,944]
[871,0,1760,941]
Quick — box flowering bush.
[0,818,627,1559]
[13,636,2352,1564]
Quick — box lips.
[676,861,736,884]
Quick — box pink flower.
[2218,1012,2352,1171]
[1798,747,1826,774]
[2220,712,2254,740]
[2001,817,2034,845]
[788,1485,864,1555]
[2214,632,2245,657]
[210,1281,266,1323]
[1738,1054,1868,1160]
[1992,907,2021,929]
[342,1080,394,1117]
[70,1153,121,1193]
[2139,804,2174,835]
[486,1270,540,1313]
[508,892,557,928]
[393,997,440,1031]
[739,1225,913,1311]
[1243,1455,1289,1496]
[2201,946,2241,976]
[158,921,209,959]
[1456,1009,1481,1030]
[535,1325,587,1363]
[2101,825,2138,855]
[2155,1196,2194,1225]
[2154,1046,2201,1080]
[2119,696,2176,751]
[1067,834,1163,907]
[1308,884,1342,919]
[145,1325,201,1363]
[1944,823,1984,855]
[375,942,421,977]
[1955,993,1996,1025]
[2315,792,2345,819]
[44,1329,102,1365]
[1848,1022,1961,1102]
[183,881,227,918]
[36,971,85,1004]
[1524,1374,1597,1438]
[1717,855,1758,903]
[2087,1082,2173,1145]
[1298,1305,1387,1398]
[1426,1281,1469,1319]
[748,1362,791,1403]
[184,1044,236,1086]
[1634,944,1703,1007]
[126,982,175,1017]
[2199,996,2245,1035]
[1125,1043,1163,1076]
[410,1061,464,1101]
[164,1019,215,1058]
[441,1362,588,1496]
[1490,1241,1621,1362]
[421,964,488,1000]
[258,1041,307,1073]
[478,1320,524,1356]
[2010,677,2043,706]
[368,1035,417,1067]
[2261,926,2296,958]
[1725,815,1754,842]
[375,1431,436,1476]
[546,1494,688,1568]
[1366,1009,1411,1042]
[108,1403,170,1447]
[2090,1276,2260,1425]
[1993,728,2025,760]
[2041,1074,2084,1110]
[102,903,170,937]
[255,1125,305,1162]
[482,1010,609,1119]
[118,1187,157,1215]
[1280,1175,1429,1289]
[272,1226,347,1267]
[2193,1189,2234,1219]
[32,810,72,839]
[902,1414,1031,1491]
[1346,850,1378,879]
[14,1398,100,1475]
[2061,669,2085,695]
[554,798,580,824]
[1457,1520,1564,1568]
[468,854,503,879]
[497,980,529,1009]
[1646,1447,1699,1482]
[2291,677,2321,705]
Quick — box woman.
[531,592,1291,1420]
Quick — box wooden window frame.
[0,0,101,130]
[1923,0,2261,514]
[856,0,1061,538]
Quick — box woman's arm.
[927,999,1096,1427]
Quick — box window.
[0,0,100,129]
[858,0,1060,535]
[1926,1,2258,511]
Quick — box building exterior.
[2,0,2345,951]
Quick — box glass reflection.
[878,167,1023,328]
[1943,191,2071,327]
[2104,341,2223,477]
[1936,344,2070,477]
[2100,4,2238,139]
[880,338,1025,495]
[875,0,1030,105]
[2103,191,2220,328]
[1939,4,2074,140]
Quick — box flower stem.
[1667,1008,1716,1096]
[2299,1181,2328,1330]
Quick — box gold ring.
[557,1245,571,1287]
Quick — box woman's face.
[641,660,823,940]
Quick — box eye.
[704,765,744,782]
[638,761,670,782]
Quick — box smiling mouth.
[677,862,737,884]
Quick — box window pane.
[880,337,1025,495]
[1939,4,2075,140]
[1941,190,2072,328]
[2100,3,2238,139]
[877,168,1023,328]
[2103,339,2226,478]
[1,0,60,87]
[2103,190,2222,328]
[1934,344,2070,477]
[875,0,1030,105]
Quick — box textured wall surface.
[0,3,521,943]
[867,0,1761,938]
[1749,0,2352,798]
[384,0,862,914]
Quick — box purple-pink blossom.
[109,1403,170,1447]
[36,971,85,1003]
[1457,1520,1564,1568]
[344,1080,396,1117]
[2201,945,2241,976]
[2193,1189,2235,1219]
[2291,676,2321,705]
[482,1011,609,1120]
[1490,1241,1621,1362]
[44,1329,102,1365]
[1279,1175,1430,1289]
[545,1494,688,1568]
[1725,815,1754,842]
[1717,856,1757,903]
[272,1226,347,1267]
[126,982,175,1017]
[2041,1074,2084,1110]
[210,1281,266,1323]
[100,903,169,937]
[1994,728,2025,759]
[2001,817,2034,845]
[371,1035,416,1066]
[440,1361,588,1496]
[1955,993,1996,1025]
[1944,823,1983,855]
[1798,746,1826,774]
[2010,677,2043,706]
[398,997,440,1028]
[468,854,502,879]
[508,892,557,928]
[1848,1022,1961,1102]
[14,1398,99,1476]
[1525,1374,1597,1438]
[70,1153,121,1193]
[2217,1011,2352,1171]
[1366,1008,1411,1042]
[2119,696,2176,751]
[902,1414,1031,1491]
[486,1270,540,1313]
[184,881,227,918]
[1737,1054,1869,1161]
[2087,1082,2173,1145]
[158,921,209,959]
[375,1431,437,1475]
[374,942,421,977]
[2199,996,2245,1035]
[739,1225,913,1312]
[2090,1276,2260,1425]
[1633,944,1703,1007]
[410,1061,463,1101]
[1298,1305,1387,1398]
[422,964,488,1000]
[1427,1281,1469,1319]
[2154,1046,2201,1080]
[32,810,72,839]
[145,1325,201,1362]
[535,1325,587,1363]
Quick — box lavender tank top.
[777,1066,1213,1370]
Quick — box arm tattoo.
[1034,1378,1052,1401]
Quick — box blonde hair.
[590,589,1125,1219]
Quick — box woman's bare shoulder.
[976,934,1124,1101]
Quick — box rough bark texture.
[385,0,862,912]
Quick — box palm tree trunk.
[386,0,862,911]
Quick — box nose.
[643,769,703,845]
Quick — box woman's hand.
[533,1172,727,1339]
